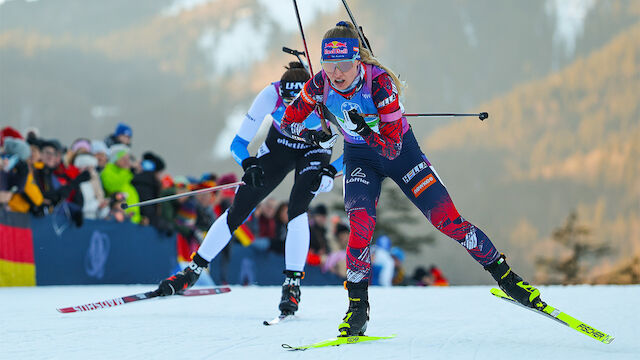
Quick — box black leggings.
[226,126,332,230]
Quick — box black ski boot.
[338,281,370,336]
[158,253,208,296]
[279,270,303,315]
[485,254,545,309]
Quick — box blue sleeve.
[230,135,251,166]
[330,154,344,174]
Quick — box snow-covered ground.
[1,285,638,359]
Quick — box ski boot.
[338,281,370,337]
[485,254,545,309]
[158,253,208,296]
[279,270,303,315]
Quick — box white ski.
[263,314,295,326]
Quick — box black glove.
[310,165,337,194]
[346,109,372,137]
[241,157,264,188]
[73,170,91,185]
[306,130,338,149]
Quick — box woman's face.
[115,153,131,169]
[41,146,58,168]
[95,152,108,167]
[29,145,41,164]
[323,59,360,91]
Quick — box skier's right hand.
[307,130,338,149]
[344,109,372,137]
[311,165,337,194]
[241,157,264,188]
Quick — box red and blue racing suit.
[282,64,500,283]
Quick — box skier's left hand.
[311,165,337,194]
[344,109,372,137]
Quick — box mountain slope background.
[1,0,638,284]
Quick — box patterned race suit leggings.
[342,128,500,283]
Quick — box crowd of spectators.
[1,123,446,285]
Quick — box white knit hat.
[91,139,109,155]
[108,144,130,163]
[74,153,98,168]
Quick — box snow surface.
[1,285,638,359]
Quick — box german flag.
[234,223,255,247]
[0,210,36,286]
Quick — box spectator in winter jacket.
[32,139,87,225]
[132,151,167,228]
[65,138,92,165]
[100,144,141,223]
[4,136,43,214]
[1,132,41,213]
[1,132,29,190]
[74,153,109,220]
[104,122,132,148]
[91,140,109,172]
[1,128,29,196]
[193,179,217,234]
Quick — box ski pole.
[404,112,489,121]
[358,112,488,121]
[120,181,244,209]
[340,0,373,56]
[291,0,330,134]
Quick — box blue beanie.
[114,123,132,137]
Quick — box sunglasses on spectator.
[321,59,357,74]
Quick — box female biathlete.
[280,22,545,336]
[157,62,343,317]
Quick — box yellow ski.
[282,334,396,351]
[491,288,614,344]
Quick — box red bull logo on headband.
[321,37,360,61]
[323,41,348,55]
[325,40,348,49]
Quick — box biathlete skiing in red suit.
[280,21,546,337]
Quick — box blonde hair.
[323,21,405,96]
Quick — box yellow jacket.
[9,171,44,213]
